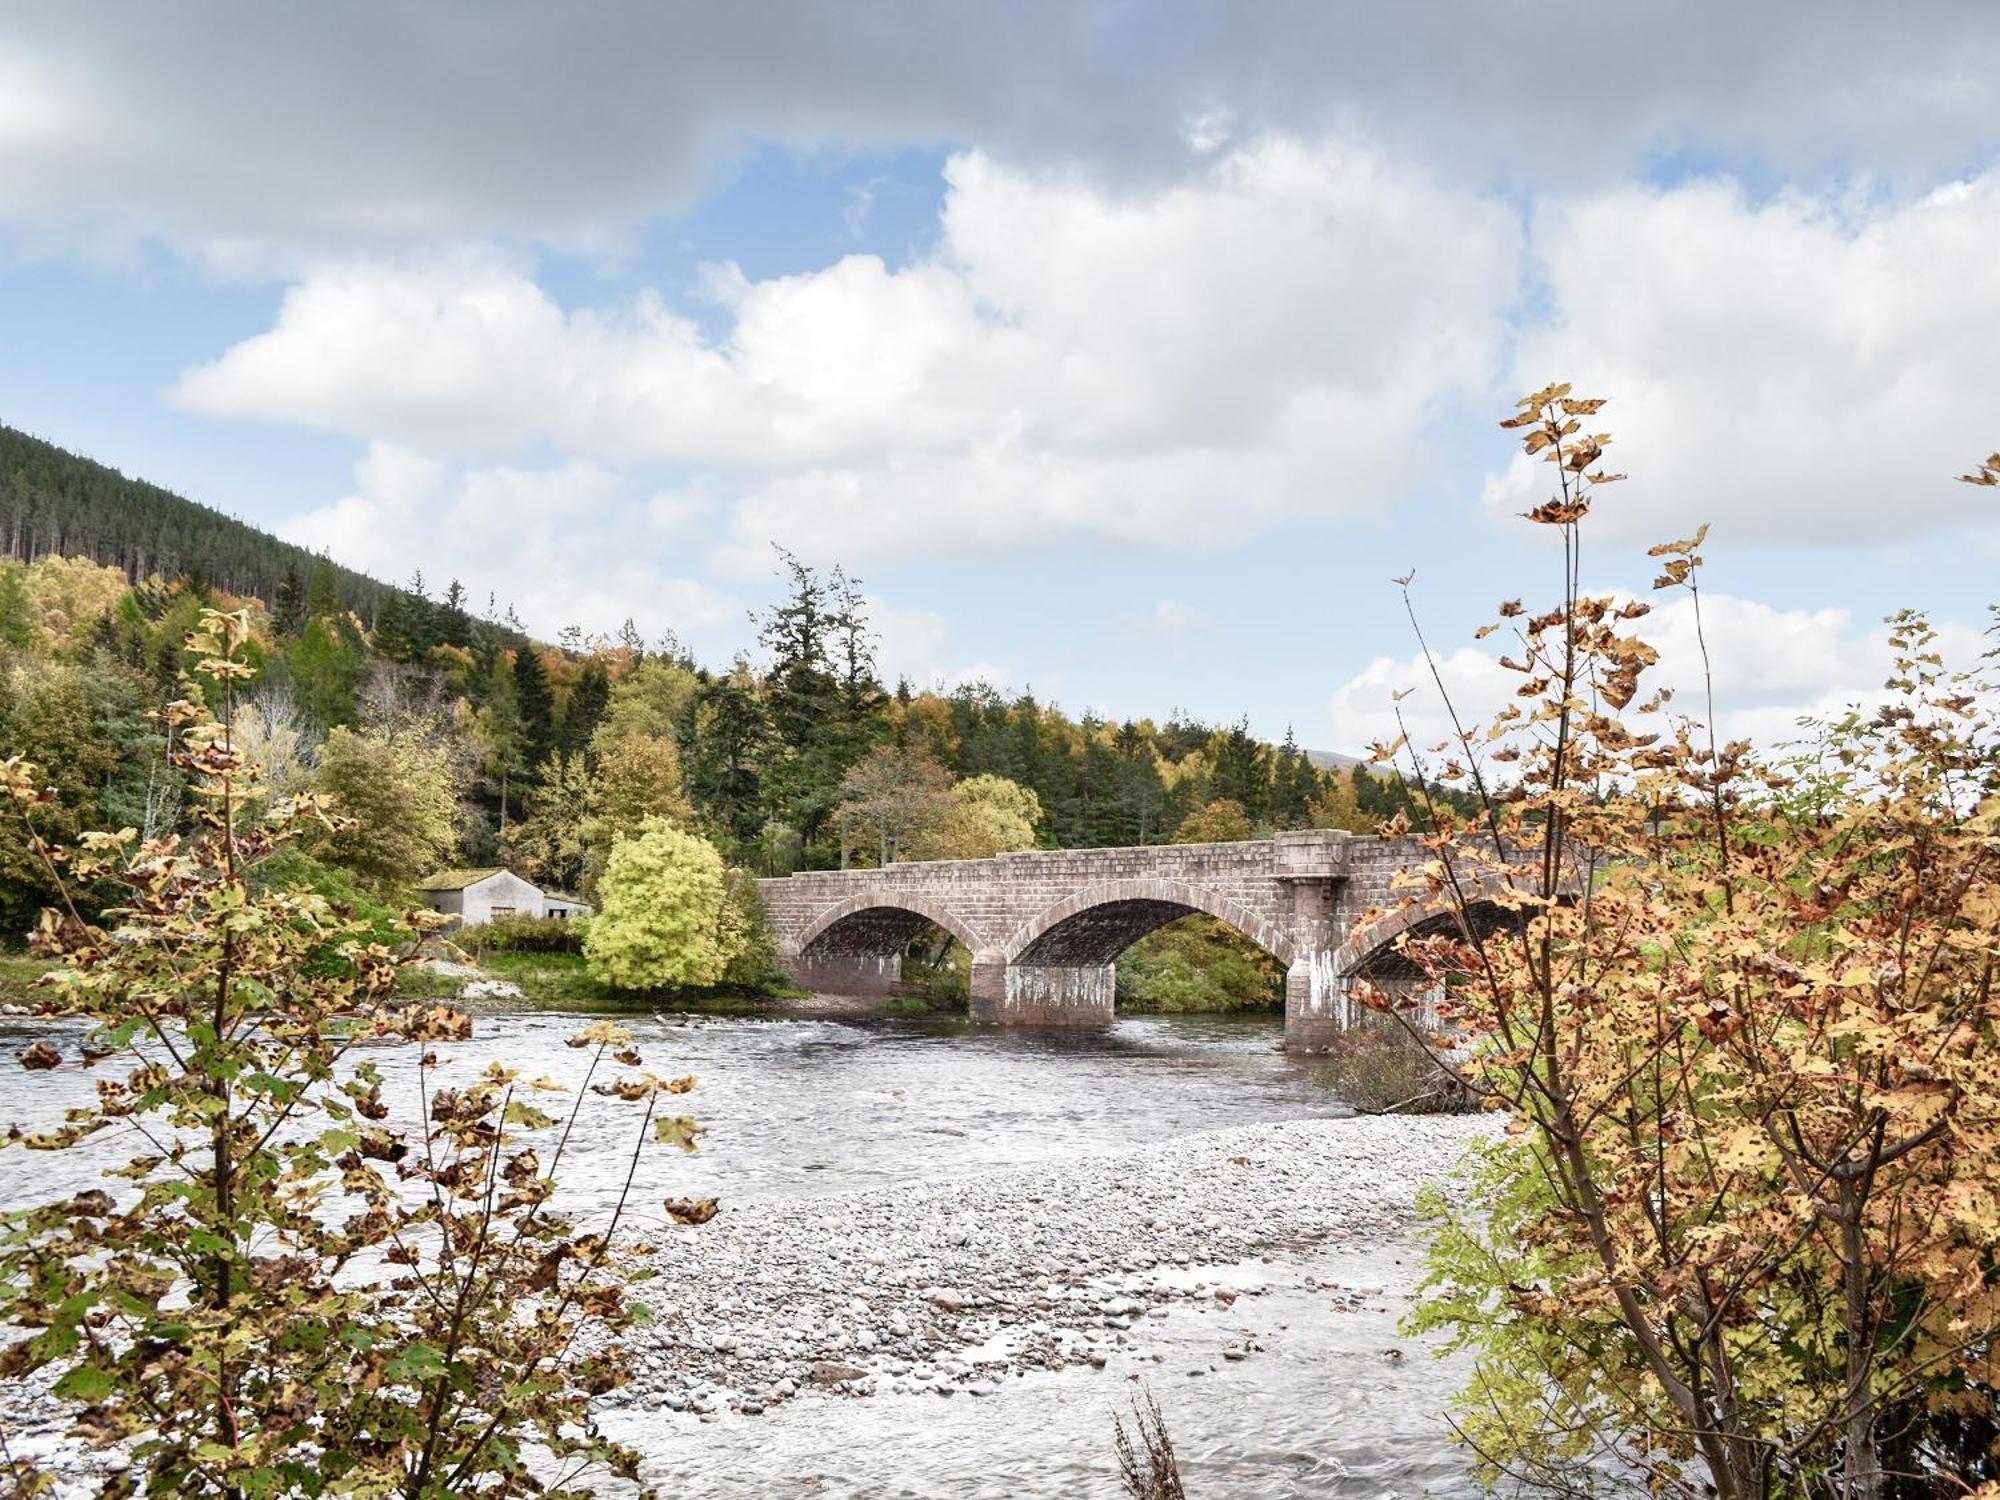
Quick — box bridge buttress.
[998,962,1116,1026]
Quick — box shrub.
[0,609,702,1498]
[464,912,590,956]
[1117,915,1282,1012]
[1379,388,2000,1500]
[1311,1021,1472,1114]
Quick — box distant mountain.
[0,423,397,617]
[1304,748,1362,770]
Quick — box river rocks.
[460,978,524,1002]
[598,1114,1485,1419]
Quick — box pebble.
[590,1115,1484,1420]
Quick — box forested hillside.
[0,423,397,617]
[0,434,1456,1006]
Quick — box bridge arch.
[1003,878,1297,969]
[793,891,985,960]
[1332,895,1526,980]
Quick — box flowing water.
[0,1007,1479,1497]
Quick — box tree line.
[0,525,1449,944]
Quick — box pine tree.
[438,579,473,650]
[304,558,340,620]
[1270,727,1316,830]
[371,591,416,662]
[512,645,556,772]
[1210,719,1272,825]
[560,658,611,761]
[272,565,304,636]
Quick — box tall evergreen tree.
[372,591,416,662]
[438,579,473,650]
[560,657,611,760]
[304,558,341,620]
[1270,727,1317,830]
[1211,718,1272,824]
[272,564,304,636]
[687,660,768,845]
[512,645,556,771]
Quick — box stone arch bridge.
[758,831,1513,1051]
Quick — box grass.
[428,950,806,1015]
[0,952,55,1008]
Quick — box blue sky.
[1,3,1997,753]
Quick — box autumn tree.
[913,772,1042,859]
[312,718,462,888]
[580,730,693,892]
[835,743,955,866]
[1381,387,2000,1500]
[1171,798,1254,844]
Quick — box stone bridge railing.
[758,830,1538,1050]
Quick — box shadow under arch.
[1333,897,1531,982]
[793,891,985,960]
[1002,877,1298,969]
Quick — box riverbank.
[606,1113,1485,1419]
[0,1015,1480,1495]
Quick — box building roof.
[415,867,511,893]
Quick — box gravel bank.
[0,1113,1486,1491]
[609,1113,1485,1418]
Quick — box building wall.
[459,871,548,925]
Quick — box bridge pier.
[1284,951,1354,1053]
[999,961,1117,1027]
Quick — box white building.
[415,867,591,928]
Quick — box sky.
[1,1,1997,755]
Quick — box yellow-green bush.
[583,816,741,990]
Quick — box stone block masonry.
[758,830,1522,1051]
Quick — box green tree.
[584,817,743,989]
[372,589,417,662]
[686,660,767,847]
[0,656,115,932]
[288,613,367,727]
[437,577,474,649]
[505,751,591,896]
[560,657,611,759]
[512,645,556,772]
[272,562,305,635]
[303,556,341,619]
[312,720,462,888]
[1208,719,1270,824]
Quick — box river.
[1,1006,1482,1498]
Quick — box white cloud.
[1327,590,1990,758]
[279,443,738,642]
[1487,172,2000,547]
[175,136,1521,568]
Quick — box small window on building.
[490,905,516,919]
[548,908,567,920]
